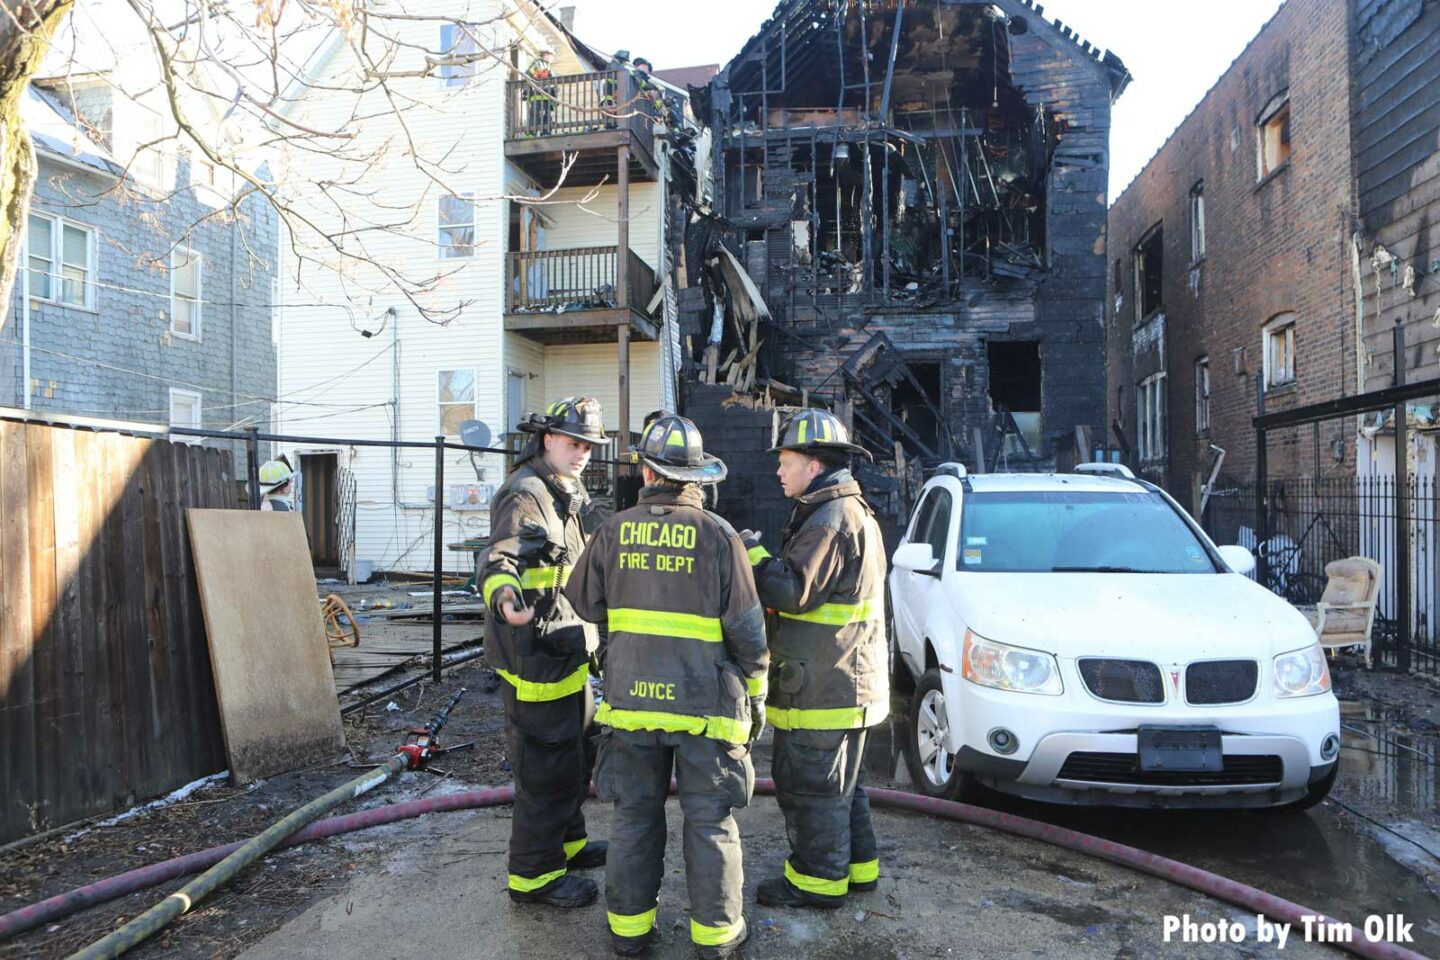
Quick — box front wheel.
[904,668,980,801]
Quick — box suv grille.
[1057,752,1283,787]
[1078,658,1164,703]
[1185,660,1259,705]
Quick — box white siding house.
[273,1,680,575]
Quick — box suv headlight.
[962,630,1063,695]
[1273,644,1332,698]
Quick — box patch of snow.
[63,771,229,842]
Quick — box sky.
[563,0,1288,200]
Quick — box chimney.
[558,6,575,31]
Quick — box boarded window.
[1257,92,1291,179]
[1263,313,1296,388]
[1195,357,1211,433]
[1189,182,1205,263]
[1137,373,1166,463]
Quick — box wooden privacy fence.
[0,421,235,844]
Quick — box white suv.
[888,464,1340,810]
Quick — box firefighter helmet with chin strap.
[636,414,727,484]
[770,409,872,461]
[518,396,612,445]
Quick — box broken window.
[1263,313,1296,389]
[988,341,1042,454]
[1133,224,1163,320]
[1256,91,1291,180]
[1195,357,1210,434]
[1189,182,1205,263]
[890,360,944,452]
[1137,373,1166,463]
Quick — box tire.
[1277,763,1337,813]
[904,668,980,801]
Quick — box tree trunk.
[0,1,74,334]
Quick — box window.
[134,109,165,187]
[1263,313,1296,389]
[438,369,476,436]
[439,23,479,87]
[169,388,202,431]
[438,194,476,258]
[1133,224,1163,320]
[923,490,953,564]
[1257,91,1291,180]
[1137,373,1167,463]
[170,247,202,339]
[1195,357,1211,433]
[27,213,95,308]
[909,489,939,541]
[957,490,1218,574]
[1189,181,1205,263]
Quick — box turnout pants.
[772,727,879,897]
[595,729,753,948]
[502,681,596,891]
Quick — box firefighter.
[741,409,887,909]
[481,397,610,908]
[256,457,295,511]
[566,415,767,958]
[525,48,556,136]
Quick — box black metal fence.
[1202,476,1440,675]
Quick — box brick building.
[1106,0,1440,513]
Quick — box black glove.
[747,697,766,744]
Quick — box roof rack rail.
[935,462,968,479]
[1074,462,1136,479]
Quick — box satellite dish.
[458,419,492,450]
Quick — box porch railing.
[506,69,658,142]
[507,246,658,316]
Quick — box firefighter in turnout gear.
[742,408,888,909]
[566,415,768,958]
[481,397,610,908]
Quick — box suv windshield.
[957,490,1218,574]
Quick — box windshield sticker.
[1185,545,1206,564]
[963,548,983,565]
[966,536,988,545]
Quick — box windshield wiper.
[1050,565,1160,573]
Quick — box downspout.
[391,305,400,507]
[230,201,238,455]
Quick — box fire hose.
[56,688,468,960]
[1,772,1425,960]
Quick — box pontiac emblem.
[1170,670,1181,693]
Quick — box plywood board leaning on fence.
[186,509,345,782]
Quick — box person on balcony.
[526,49,556,136]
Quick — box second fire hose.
[63,688,467,960]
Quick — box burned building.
[684,0,1128,532]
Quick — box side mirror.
[894,542,940,577]
[1217,544,1256,576]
